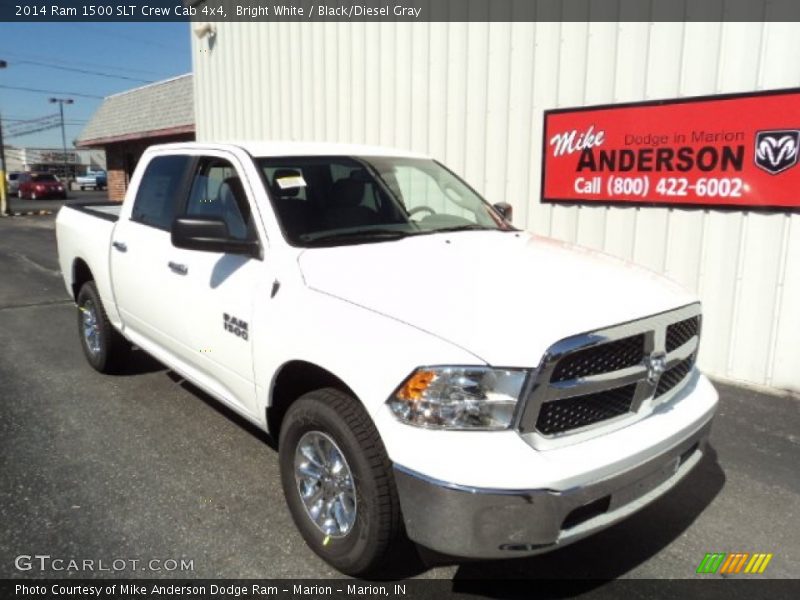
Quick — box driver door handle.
[112,241,127,252]
[168,261,188,275]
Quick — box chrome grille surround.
[515,303,702,450]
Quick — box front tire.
[76,281,131,373]
[279,388,402,576]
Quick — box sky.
[0,23,191,149]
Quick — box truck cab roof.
[145,140,430,159]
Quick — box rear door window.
[130,155,192,231]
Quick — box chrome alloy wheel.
[294,431,357,538]
[81,299,102,355]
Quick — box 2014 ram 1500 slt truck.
[56,142,718,575]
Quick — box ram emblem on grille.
[646,351,667,384]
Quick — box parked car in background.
[76,170,107,191]
[6,171,23,195]
[18,172,67,200]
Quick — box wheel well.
[71,259,93,300]
[267,361,357,437]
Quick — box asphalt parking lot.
[0,213,798,585]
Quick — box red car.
[18,172,67,200]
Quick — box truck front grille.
[550,335,644,382]
[666,316,700,352]
[535,384,636,435]
[655,353,696,398]
[518,304,702,441]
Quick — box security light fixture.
[193,23,216,40]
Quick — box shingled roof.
[76,74,194,147]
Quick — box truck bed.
[55,202,120,314]
[65,202,121,222]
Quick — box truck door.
[162,154,271,418]
[110,154,195,358]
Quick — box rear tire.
[279,388,402,576]
[76,281,131,373]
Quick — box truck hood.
[297,231,697,366]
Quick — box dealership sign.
[542,89,800,209]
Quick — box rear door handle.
[112,241,127,252]
[168,261,188,275]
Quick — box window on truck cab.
[256,155,511,246]
[183,158,253,240]
[130,155,192,231]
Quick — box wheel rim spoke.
[81,300,102,355]
[294,431,357,538]
[296,462,323,481]
[313,435,328,467]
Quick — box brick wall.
[105,145,126,202]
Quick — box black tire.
[279,388,402,576]
[76,281,131,373]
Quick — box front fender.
[253,287,484,460]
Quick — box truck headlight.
[387,367,528,430]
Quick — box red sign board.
[542,89,800,209]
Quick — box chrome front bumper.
[393,418,712,559]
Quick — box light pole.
[49,97,74,183]
[0,59,8,216]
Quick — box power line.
[6,115,60,132]
[16,60,154,84]
[5,122,61,139]
[2,113,60,124]
[0,48,174,77]
[0,84,104,99]
[3,118,87,124]
[3,113,90,121]
[5,115,60,133]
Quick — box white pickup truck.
[56,142,718,575]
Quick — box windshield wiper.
[302,229,417,245]
[423,224,499,234]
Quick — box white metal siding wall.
[193,22,800,392]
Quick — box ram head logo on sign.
[754,130,800,174]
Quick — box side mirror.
[171,217,260,258]
[493,202,513,223]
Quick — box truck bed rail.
[63,202,121,223]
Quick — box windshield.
[256,156,514,246]
[32,174,57,182]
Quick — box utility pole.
[49,97,74,182]
[0,59,7,216]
